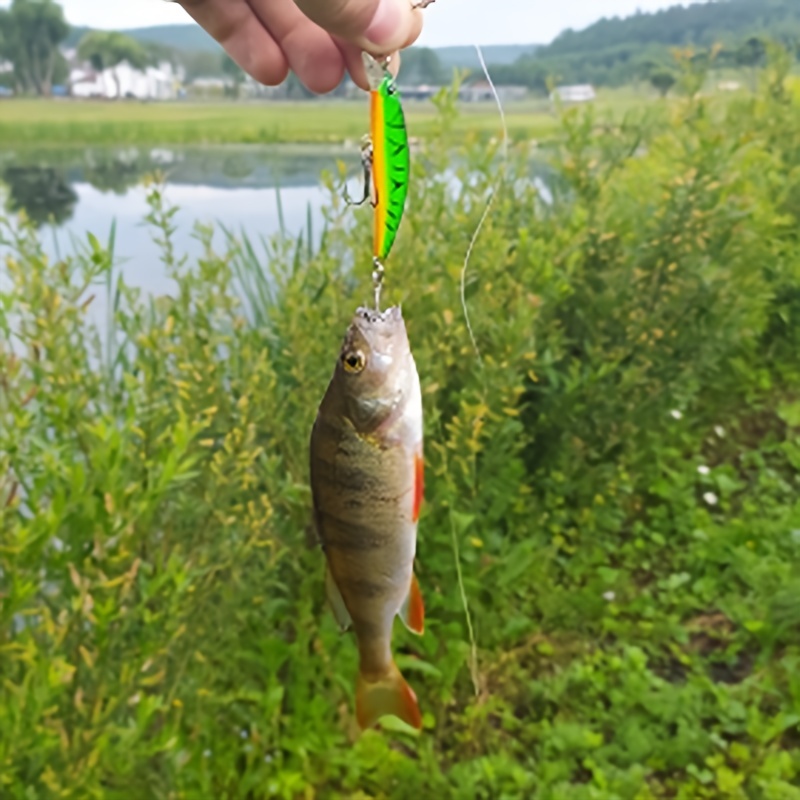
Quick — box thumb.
[293,0,423,54]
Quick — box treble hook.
[343,136,375,207]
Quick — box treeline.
[485,0,800,90]
[0,0,162,96]
[0,0,70,95]
[0,0,254,97]
[0,0,449,99]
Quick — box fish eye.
[342,350,366,374]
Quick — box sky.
[0,0,696,47]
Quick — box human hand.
[174,0,425,94]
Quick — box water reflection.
[0,144,558,310]
[3,165,79,228]
[1,144,360,236]
[0,145,359,299]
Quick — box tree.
[0,0,69,96]
[77,31,149,99]
[398,47,444,85]
[737,36,766,92]
[221,53,245,98]
[2,165,77,227]
[650,69,676,97]
[283,71,313,99]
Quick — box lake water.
[0,144,361,300]
[0,144,554,334]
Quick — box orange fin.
[399,572,425,635]
[356,661,422,731]
[412,452,424,523]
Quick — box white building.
[550,84,596,104]
[460,81,528,103]
[69,60,179,100]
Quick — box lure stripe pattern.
[370,76,410,262]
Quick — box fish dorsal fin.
[325,563,353,632]
[398,571,424,635]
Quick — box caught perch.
[310,306,425,731]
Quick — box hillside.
[489,0,800,90]
[543,0,800,56]
[65,23,216,52]
[63,22,536,73]
[435,44,539,70]
[60,0,800,91]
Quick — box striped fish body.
[363,53,410,264]
[310,306,424,730]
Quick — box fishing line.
[459,43,510,365]
[450,509,480,697]
[448,44,510,700]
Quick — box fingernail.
[365,0,404,49]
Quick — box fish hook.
[343,135,375,207]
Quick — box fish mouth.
[344,305,407,363]
[354,305,402,326]
[361,52,388,92]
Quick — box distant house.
[550,84,596,104]
[398,84,441,101]
[459,82,528,103]
[69,60,179,100]
[188,77,230,93]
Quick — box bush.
[1,64,799,798]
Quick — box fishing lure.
[346,52,411,309]
[343,0,437,309]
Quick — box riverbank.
[0,90,651,147]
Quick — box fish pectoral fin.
[398,571,425,636]
[325,563,353,632]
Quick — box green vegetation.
[0,0,69,96]
[1,48,800,797]
[488,0,800,89]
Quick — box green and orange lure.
[347,52,411,309]
[363,52,410,268]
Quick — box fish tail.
[356,660,422,731]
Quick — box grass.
[0,88,655,147]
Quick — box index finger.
[293,0,423,54]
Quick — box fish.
[309,305,425,731]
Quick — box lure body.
[363,53,410,264]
